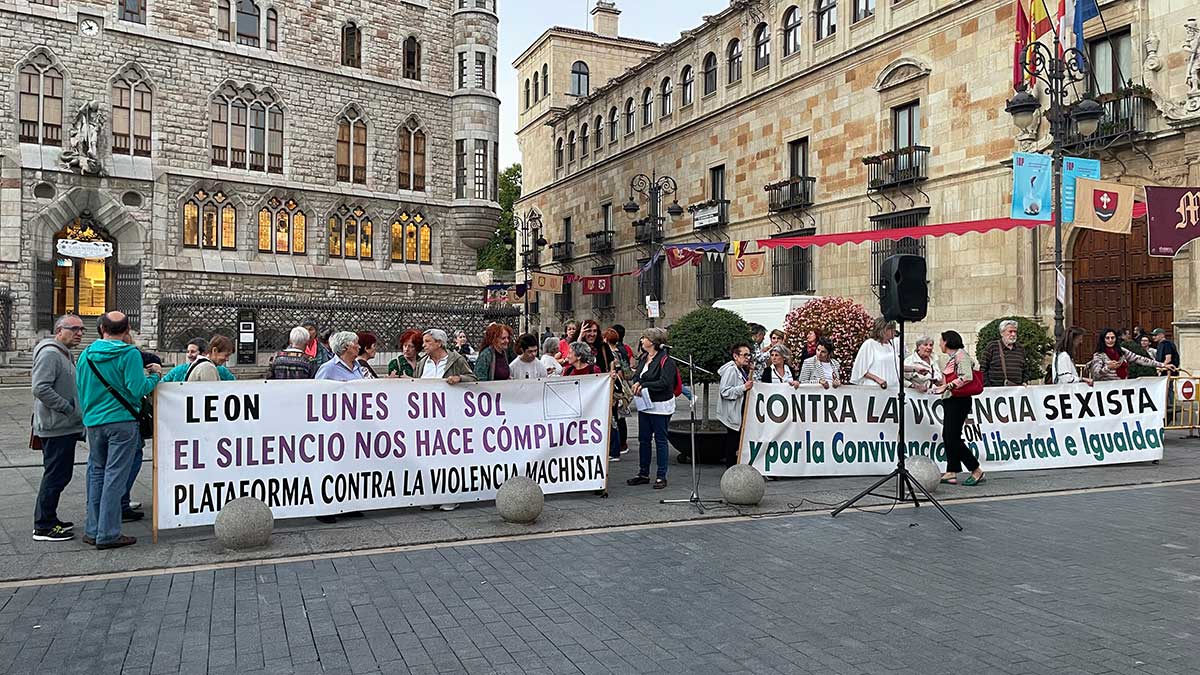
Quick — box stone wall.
[0,0,500,352]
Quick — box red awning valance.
[757,217,1052,250]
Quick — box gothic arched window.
[328,204,372,260]
[398,118,427,192]
[112,66,152,157]
[183,188,237,250]
[258,197,306,255]
[210,82,284,174]
[336,106,368,184]
[390,212,432,265]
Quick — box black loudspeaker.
[880,254,928,322]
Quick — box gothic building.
[0,0,502,354]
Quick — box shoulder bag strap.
[185,357,211,381]
[84,357,142,418]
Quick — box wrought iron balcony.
[864,146,930,191]
[521,248,541,269]
[765,176,816,213]
[586,230,614,255]
[550,241,573,262]
[633,221,662,244]
[689,200,729,231]
[1065,91,1151,148]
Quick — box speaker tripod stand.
[830,319,962,530]
[659,351,723,514]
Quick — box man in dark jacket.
[30,314,86,542]
[981,319,1025,386]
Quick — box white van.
[712,295,820,337]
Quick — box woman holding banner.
[388,330,423,378]
[474,324,515,381]
[799,338,841,389]
[931,330,985,487]
[760,345,800,388]
[1088,328,1173,382]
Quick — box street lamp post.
[506,208,545,334]
[1006,43,1105,340]
[624,171,684,327]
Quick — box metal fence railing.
[158,297,519,353]
[0,291,11,351]
[1165,371,1199,436]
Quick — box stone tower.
[451,0,503,251]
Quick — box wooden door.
[1072,218,1173,360]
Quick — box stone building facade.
[515,0,1200,358]
[0,0,502,354]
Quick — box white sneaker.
[439,503,460,511]
[127,501,142,510]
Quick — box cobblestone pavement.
[3,384,1200,582]
[0,482,1197,675]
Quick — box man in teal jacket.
[76,312,162,550]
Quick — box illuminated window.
[182,188,237,251]
[257,197,306,255]
[390,212,432,265]
[328,204,372,260]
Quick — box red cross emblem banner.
[1073,178,1133,235]
[1147,186,1200,257]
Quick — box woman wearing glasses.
[717,342,754,468]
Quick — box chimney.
[591,1,620,38]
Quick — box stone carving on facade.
[873,57,931,92]
[1016,108,1043,153]
[1158,19,1200,123]
[1144,33,1162,73]
[60,101,105,176]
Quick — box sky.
[496,0,730,170]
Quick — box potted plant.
[663,307,751,463]
[783,296,874,382]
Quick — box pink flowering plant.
[783,296,875,381]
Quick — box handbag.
[85,358,154,439]
[952,369,984,397]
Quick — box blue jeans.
[85,421,140,545]
[34,434,79,530]
[637,412,670,481]
[122,437,144,511]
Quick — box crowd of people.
[28,309,1181,547]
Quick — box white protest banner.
[154,374,612,530]
[739,379,1167,477]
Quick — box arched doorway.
[52,212,115,320]
[1071,217,1172,359]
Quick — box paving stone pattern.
[0,483,1198,674]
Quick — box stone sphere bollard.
[720,464,766,506]
[214,497,273,550]
[906,455,941,495]
[496,476,544,524]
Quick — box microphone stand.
[659,351,723,514]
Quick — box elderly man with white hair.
[415,329,476,384]
[980,319,1026,387]
[315,331,363,381]
[269,326,318,379]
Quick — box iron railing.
[771,242,815,295]
[866,146,930,191]
[869,209,928,288]
[587,230,614,255]
[158,298,519,353]
[1065,93,1150,148]
[551,241,573,262]
[634,221,662,244]
[696,257,728,303]
[0,291,11,352]
[766,176,816,213]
